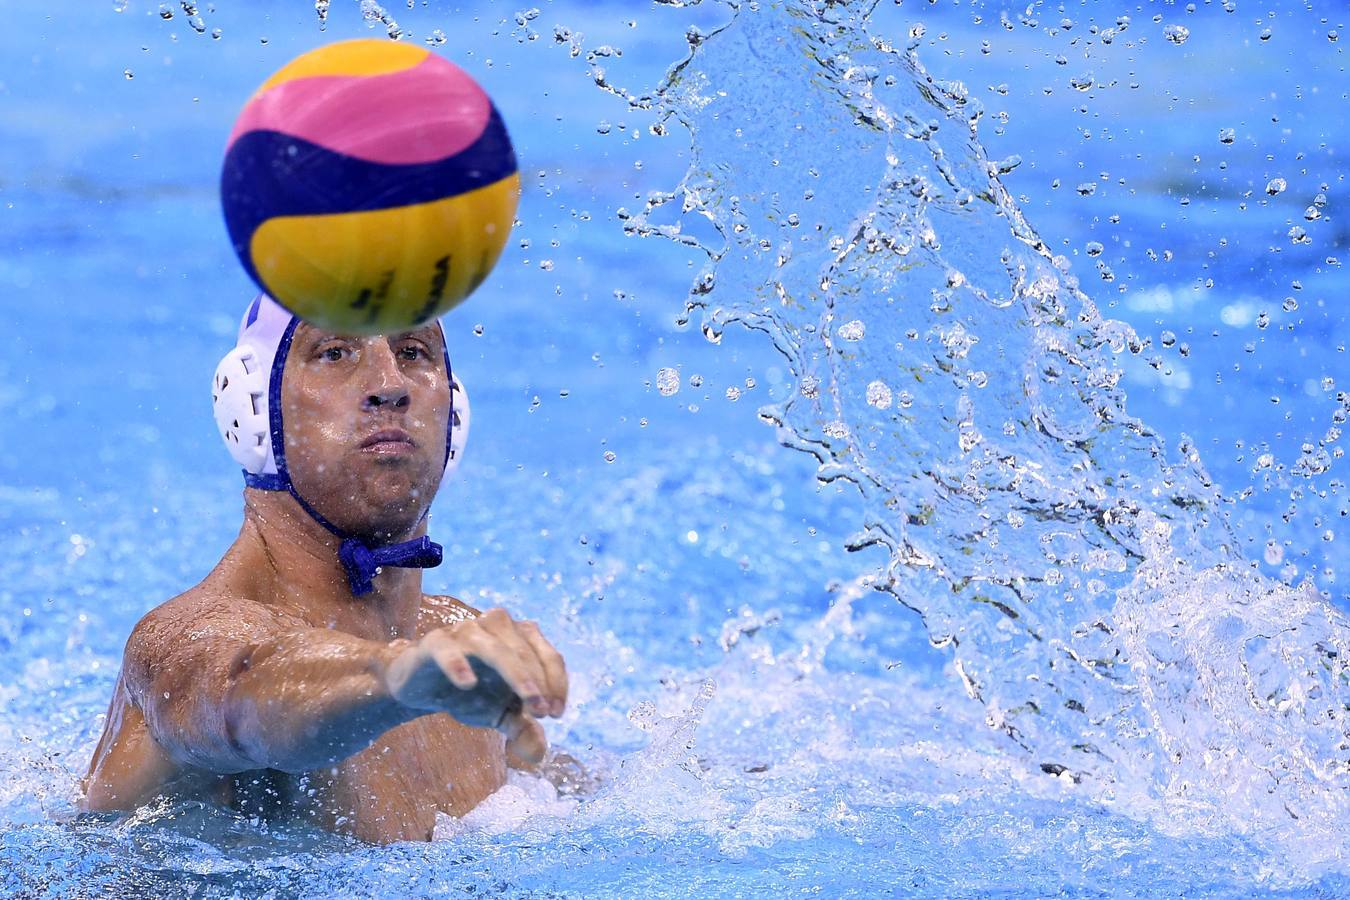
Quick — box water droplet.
[123,68,134,79]
[837,320,866,341]
[425,29,447,46]
[1265,177,1287,196]
[725,386,741,401]
[1076,182,1097,196]
[1085,241,1104,257]
[603,450,616,464]
[656,367,680,396]
[1163,23,1189,44]
[689,374,704,388]
[1282,297,1298,312]
[473,324,484,336]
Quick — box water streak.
[615,0,1350,869]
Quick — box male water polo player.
[81,295,568,843]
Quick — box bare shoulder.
[122,578,301,700]
[419,593,482,635]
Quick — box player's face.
[280,321,451,542]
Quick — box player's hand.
[381,609,567,764]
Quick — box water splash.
[612,0,1350,869]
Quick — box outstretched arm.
[107,597,565,781]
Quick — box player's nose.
[361,340,411,411]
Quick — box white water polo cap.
[210,293,469,595]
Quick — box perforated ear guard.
[212,345,273,474]
[445,375,470,482]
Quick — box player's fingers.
[514,620,568,717]
[425,632,478,691]
[501,709,547,766]
[457,625,549,716]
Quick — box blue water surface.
[1,0,1347,896]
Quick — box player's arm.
[121,597,566,776]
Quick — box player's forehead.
[292,320,445,348]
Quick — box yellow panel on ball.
[249,173,520,334]
[253,40,429,97]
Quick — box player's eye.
[317,344,349,362]
[397,344,427,360]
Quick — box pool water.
[2,1,1347,896]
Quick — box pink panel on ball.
[226,54,491,166]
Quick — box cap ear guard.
[212,345,272,474]
[445,375,470,482]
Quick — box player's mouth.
[360,428,416,455]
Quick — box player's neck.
[240,488,424,640]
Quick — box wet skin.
[81,322,568,843]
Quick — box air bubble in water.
[725,386,741,401]
[425,29,447,46]
[1163,23,1189,44]
[837,320,865,341]
[689,374,704,388]
[656,367,680,396]
[603,450,617,463]
[123,68,134,79]
[1218,127,1236,144]
[866,380,893,409]
[1265,177,1287,196]
[1085,241,1104,257]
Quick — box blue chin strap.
[244,317,450,597]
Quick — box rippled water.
[2,0,1347,896]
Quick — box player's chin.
[359,459,441,507]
